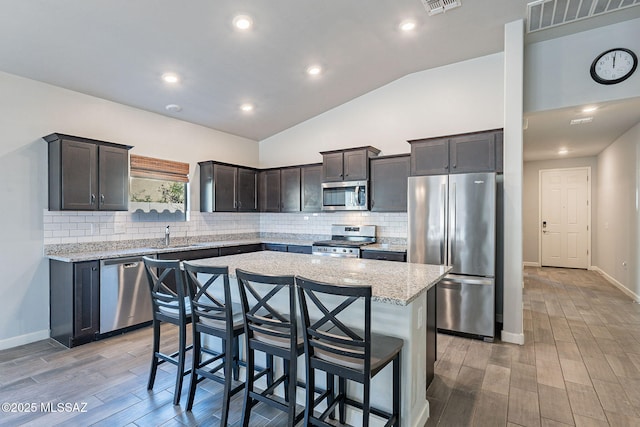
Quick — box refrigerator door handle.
[440,183,446,265]
[449,182,456,266]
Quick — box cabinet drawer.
[361,250,406,262]
[219,244,263,256]
[263,243,287,252]
[287,245,312,254]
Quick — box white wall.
[524,19,640,112]
[259,53,505,166]
[524,17,640,114]
[0,71,258,349]
[595,120,640,300]
[523,157,598,265]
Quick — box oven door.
[321,180,368,211]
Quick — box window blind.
[130,154,189,183]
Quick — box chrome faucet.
[164,225,170,246]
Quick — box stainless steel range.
[312,225,376,258]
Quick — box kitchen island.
[189,251,449,427]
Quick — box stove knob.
[343,249,347,253]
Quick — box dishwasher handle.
[101,255,150,266]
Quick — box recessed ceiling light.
[558,148,569,155]
[582,105,598,113]
[570,117,593,125]
[233,15,253,30]
[240,103,254,112]
[399,20,417,31]
[306,65,322,76]
[165,104,182,112]
[162,73,180,84]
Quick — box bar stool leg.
[393,354,401,427]
[148,321,161,390]
[266,353,274,387]
[363,380,371,427]
[232,337,240,381]
[186,332,201,410]
[327,373,335,420]
[304,364,315,426]
[173,321,187,405]
[286,356,297,426]
[241,347,255,427]
[220,335,234,427]
[339,377,346,424]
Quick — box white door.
[540,168,590,269]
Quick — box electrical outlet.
[417,306,423,329]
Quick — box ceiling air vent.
[527,0,640,33]
[421,0,462,16]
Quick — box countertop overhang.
[189,251,448,306]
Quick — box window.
[129,154,189,214]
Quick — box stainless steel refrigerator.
[408,173,496,341]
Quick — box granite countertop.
[46,238,316,263]
[189,251,449,306]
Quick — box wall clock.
[590,48,638,85]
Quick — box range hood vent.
[527,0,640,33]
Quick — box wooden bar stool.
[296,276,403,427]
[142,256,193,406]
[235,268,304,426]
[183,263,244,426]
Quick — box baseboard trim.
[501,330,525,345]
[590,266,640,303]
[523,261,540,267]
[0,329,50,351]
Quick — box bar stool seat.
[315,328,403,375]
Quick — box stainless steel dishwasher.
[100,255,154,334]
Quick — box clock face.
[590,48,638,85]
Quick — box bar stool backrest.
[183,263,232,328]
[142,256,188,322]
[296,276,372,380]
[235,269,297,353]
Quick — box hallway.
[427,267,640,426]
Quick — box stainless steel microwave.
[321,180,368,211]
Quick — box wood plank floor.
[427,267,640,427]
[1,267,639,426]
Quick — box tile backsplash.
[43,210,407,245]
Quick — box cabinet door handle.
[100,194,105,205]
[90,194,96,205]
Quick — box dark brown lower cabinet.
[50,260,100,348]
[361,250,406,262]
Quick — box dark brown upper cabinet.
[280,167,301,212]
[199,161,258,212]
[301,163,322,212]
[409,129,503,176]
[259,169,281,212]
[45,133,131,211]
[320,146,380,182]
[370,155,410,212]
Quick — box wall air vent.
[527,0,640,33]
[421,0,462,16]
